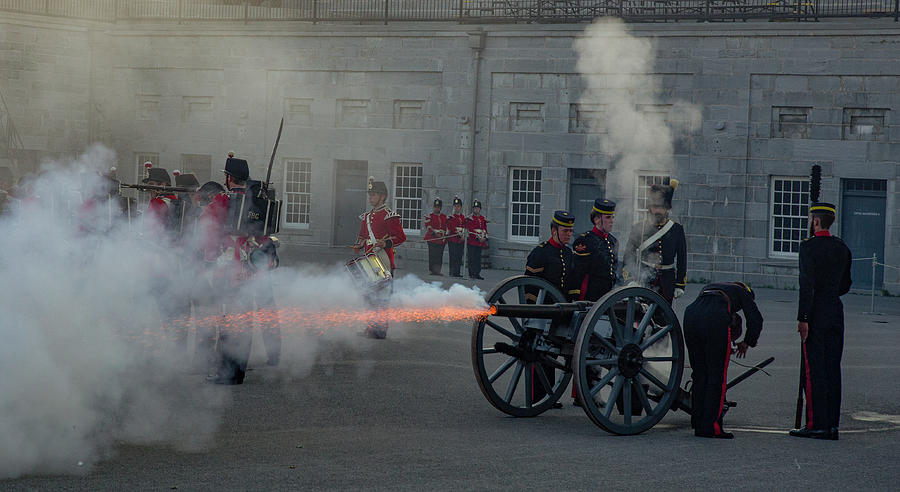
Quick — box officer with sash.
[446,196,466,277]
[424,197,448,276]
[352,176,407,339]
[524,210,579,406]
[623,179,687,305]
[572,199,619,302]
[791,199,852,440]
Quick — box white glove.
[674,288,685,299]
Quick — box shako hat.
[648,178,679,210]
[552,210,575,227]
[592,198,616,215]
[452,195,463,206]
[367,176,388,195]
[142,167,171,185]
[433,197,442,207]
[175,173,200,190]
[472,199,482,209]
[223,157,250,181]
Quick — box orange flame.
[144,305,494,340]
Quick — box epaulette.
[358,211,367,220]
[383,207,400,219]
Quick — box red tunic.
[446,213,467,244]
[424,212,448,245]
[466,214,488,247]
[357,205,407,269]
[145,194,177,234]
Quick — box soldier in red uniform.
[352,176,406,339]
[144,167,177,234]
[424,197,447,276]
[446,196,466,278]
[466,199,488,280]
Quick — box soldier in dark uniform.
[572,199,619,302]
[683,281,763,439]
[424,197,447,276]
[446,196,466,277]
[524,211,580,407]
[790,201,852,440]
[623,179,687,305]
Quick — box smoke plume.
[0,144,487,478]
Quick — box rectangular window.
[393,163,423,234]
[182,96,214,123]
[393,100,424,129]
[771,106,811,139]
[283,159,312,228]
[179,154,212,184]
[842,108,888,141]
[284,98,313,126]
[336,99,370,128]
[509,167,542,242]
[634,173,669,221]
[770,176,810,258]
[136,95,160,121]
[135,152,159,182]
[511,102,544,132]
[568,103,606,134]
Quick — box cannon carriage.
[472,275,773,435]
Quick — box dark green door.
[568,169,606,237]
[333,160,369,247]
[840,179,886,291]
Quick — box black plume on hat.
[810,164,822,203]
[224,157,249,181]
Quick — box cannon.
[471,275,773,435]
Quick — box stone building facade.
[1,12,898,293]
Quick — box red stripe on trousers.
[713,325,732,435]
[802,342,814,429]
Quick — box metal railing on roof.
[0,0,897,24]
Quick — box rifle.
[259,116,284,199]
[119,183,198,194]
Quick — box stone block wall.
[1,13,898,293]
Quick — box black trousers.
[802,300,845,430]
[467,244,483,277]
[683,296,733,435]
[218,294,254,383]
[427,242,445,275]
[448,242,464,276]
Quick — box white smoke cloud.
[574,19,702,279]
[0,144,489,478]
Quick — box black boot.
[789,427,831,440]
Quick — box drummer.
[352,176,406,339]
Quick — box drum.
[345,252,392,289]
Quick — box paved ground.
[5,254,900,491]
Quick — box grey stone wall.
[1,13,898,293]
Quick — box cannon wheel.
[471,275,571,417]
[573,286,685,435]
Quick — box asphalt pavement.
[5,254,899,491]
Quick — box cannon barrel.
[490,301,592,319]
